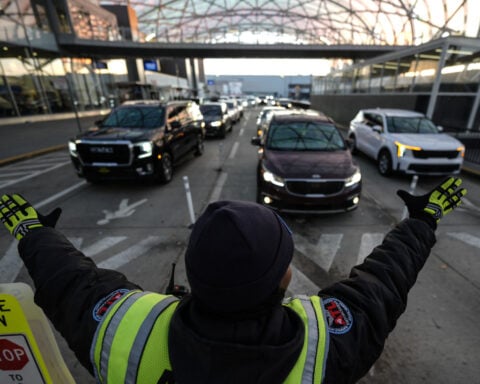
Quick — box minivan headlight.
[395,141,421,157]
[345,169,361,187]
[262,164,285,187]
[135,141,153,159]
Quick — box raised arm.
[319,177,466,383]
[0,194,141,373]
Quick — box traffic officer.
[0,177,466,383]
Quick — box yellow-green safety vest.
[91,290,328,383]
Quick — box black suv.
[200,102,232,138]
[68,100,205,183]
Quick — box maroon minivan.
[251,111,362,213]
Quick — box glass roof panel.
[98,0,477,45]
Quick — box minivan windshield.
[101,106,165,129]
[386,116,438,134]
[200,105,222,116]
[266,121,346,151]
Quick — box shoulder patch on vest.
[92,289,130,321]
[323,297,353,335]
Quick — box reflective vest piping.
[283,295,329,384]
[91,290,178,383]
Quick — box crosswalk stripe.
[97,236,160,270]
[288,265,320,296]
[68,237,83,250]
[447,232,480,248]
[81,236,127,258]
[294,233,343,272]
[356,233,384,266]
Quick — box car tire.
[348,134,358,154]
[194,134,204,156]
[219,126,226,139]
[158,152,173,183]
[378,150,393,176]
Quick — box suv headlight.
[345,169,361,187]
[395,141,421,157]
[68,141,77,157]
[135,141,153,159]
[262,164,285,187]
[210,120,222,127]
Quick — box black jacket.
[17,218,435,383]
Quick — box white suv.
[348,108,465,176]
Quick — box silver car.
[348,108,465,176]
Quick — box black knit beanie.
[185,200,293,314]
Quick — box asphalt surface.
[0,111,108,166]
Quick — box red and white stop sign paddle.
[0,339,29,370]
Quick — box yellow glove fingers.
[0,193,42,240]
[443,188,467,214]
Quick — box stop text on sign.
[0,339,29,371]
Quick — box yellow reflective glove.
[0,194,61,240]
[397,177,467,227]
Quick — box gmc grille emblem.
[90,147,114,153]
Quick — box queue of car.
[67,97,465,215]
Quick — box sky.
[203,58,332,76]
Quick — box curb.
[0,144,68,167]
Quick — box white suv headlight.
[135,141,153,159]
[345,169,361,187]
[395,141,421,157]
[262,164,285,187]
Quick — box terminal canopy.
[100,0,476,46]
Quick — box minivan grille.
[286,180,344,196]
[413,150,459,159]
[77,143,131,165]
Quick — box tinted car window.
[200,105,222,116]
[386,116,438,133]
[266,121,346,151]
[101,106,165,129]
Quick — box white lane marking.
[0,241,23,283]
[356,233,384,266]
[294,233,343,272]
[82,236,127,258]
[447,232,480,248]
[239,128,244,136]
[228,141,239,159]
[0,171,32,178]
[97,198,148,225]
[6,163,66,170]
[35,181,87,209]
[97,236,160,270]
[68,237,83,250]
[0,162,71,189]
[208,172,228,204]
[288,264,320,296]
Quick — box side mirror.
[437,125,444,132]
[372,125,383,133]
[94,119,104,127]
[251,137,262,146]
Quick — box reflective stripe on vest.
[91,290,179,383]
[283,295,329,384]
[91,292,328,384]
